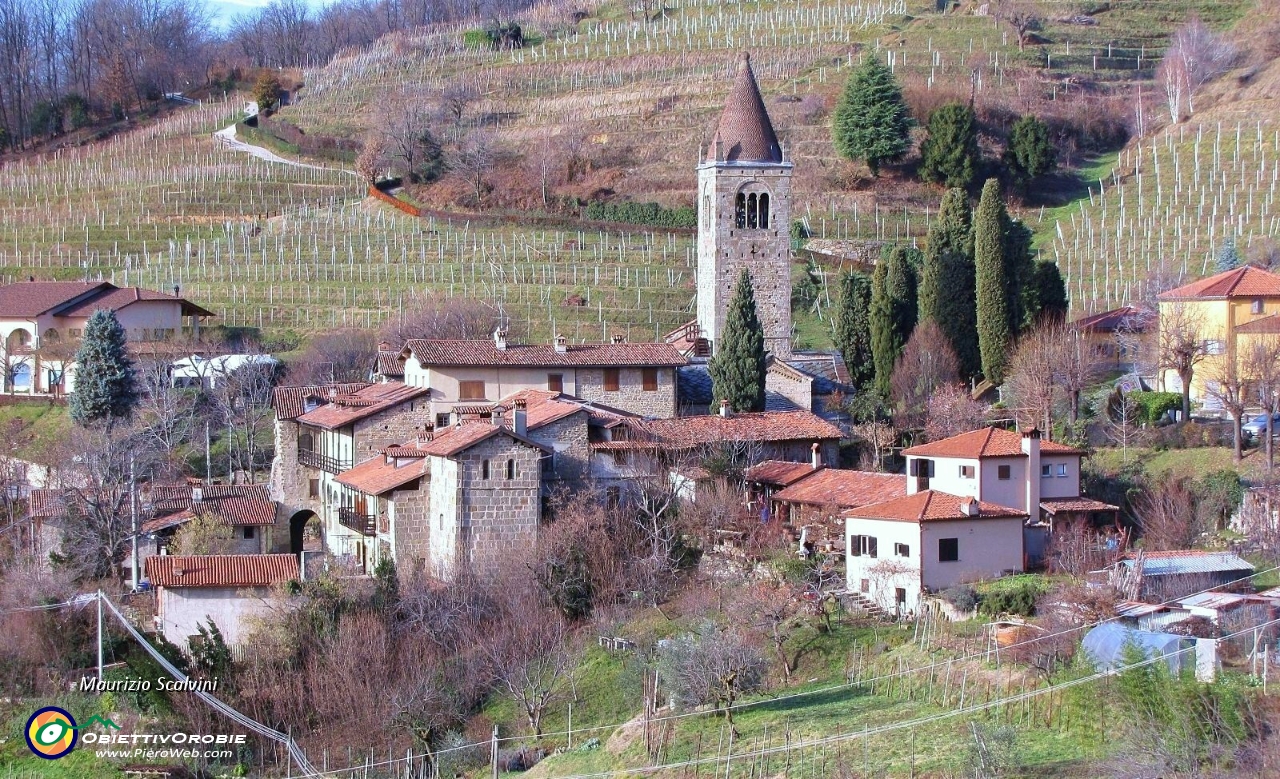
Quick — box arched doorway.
[289,510,321,555]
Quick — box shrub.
[978,576,1049,617]
[583,200,696,228]
[941,584,979,613]
[1128,391,1181,425]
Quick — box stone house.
[0,280,213,394]
[770,467,905,550]
[138,484,277,561]
[398,331,687,423]
[145,554,298,650]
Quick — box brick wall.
[575,366,677,417]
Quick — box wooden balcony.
[297,448,350,475]
[338,507,376,536]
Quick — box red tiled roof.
[272,383,371,420]
[53,285,215,318]
[140,484,276,534]
[403,340,687,368]
[902,428,1083,458]
[1158,266,1280,300]
[406,422,552,458]
[336,454,429,495]
[627,410,843,449]
[1072,306,1151,333]
[744,459,821,487]
[297,382,428,429]
[1234,315,1280,334]
[492,389,589,430]
[705,52,783,164]
[1040,496,1120,514]
[848,491,1027,523]
[375,352,404,377]
[0,281,111,317]
[773,469,904,508]
[146,554,298,588]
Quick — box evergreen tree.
[1004,115,1056,187]
[832,58,912,176]
[69,309,138,426]
[709,269,767,413]
[918,103,981,188]
[871,245,919,396]
[833,271,875,391]
[975,179,1012,384]
[1217,236,1241,272]
[919,188,979,378]
[1027,260,1069,323]
[1004,216,1037,333]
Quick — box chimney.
[960,497,981,517]
[173,284,180,297]
[719,399,730,418]
[1021,427,1041,516]
[513,399,528,437]
[191,486,203,505]
[811,442,822,470]
[611,334,625,344]
[554,335,568,354]
[494,327,508,351]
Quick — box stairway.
[841,591,888,619]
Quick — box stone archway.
[289,510,321,555]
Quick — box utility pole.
[130,455,139,591]
[205,420,212,483]
[96,590,103,683]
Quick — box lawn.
[0,402,71,461]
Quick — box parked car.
[1242,412,1280,439]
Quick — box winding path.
[213,122,357,177]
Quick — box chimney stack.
[513,399,528,437]
[811,442,822,470]
[554,335,568,354]
[494,327,508,351]
[719,399,730,418]
[1021,427,1041,515]
[611,334,625,344]
[191,486,203,505]
[960,497,980,517]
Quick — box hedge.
[582,200,696,228]
[1128,391,1182,425]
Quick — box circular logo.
[25,707,77,759]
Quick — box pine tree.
[1005,216,1037,333]
[918,103,981,188]
[975,179,1012,384]
[1004,115,1056,187]
[1027,260,1069,323]
[832,58,912,176]
[709,269,767,413]
[69,309,138,426]
[833,271,875,391]
[871,245,919,396]
[1217,237,1241,272]
[919,188,979,378]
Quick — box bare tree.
[451,129,499,206]
[1104,388,1142,462]
[291,329,377,384]
[1005,326,1058,435]
[994,0,1042,51]
[924,384,987,440]
[355,133,386,186]
[1202,352,1249,462]
[1167,16,1237,119]
[1157,302,1208,422]
[729,582,803,682]
[657,623,767,727]
[209,355,280,481]
[1133,475,1201,551]
[1244,335,1280,470]
[375,88,443,184]
[889,320,959,431]
[135,356,200,477]
[378,293,504,344]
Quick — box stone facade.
[696,160,793,358]
[455,434,542,579]
[573,366,677,417]
[389,483,430,572]
[526,412,591,488]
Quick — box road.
[213,122,357,177]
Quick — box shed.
[1082,622,1190,674]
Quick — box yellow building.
[1157,266,1280,407]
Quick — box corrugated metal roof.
[1120,551,1255,577]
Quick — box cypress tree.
[69,309,138,426]
[709,268,767,413]
[1005,216,1037,333]
[1027,260,1069,323]
[833,270,874,391]
[918,103,981,189]
[1004,115,1056,187]
[1216,237,1241,272]
[871,245,919,396]
[974,178,1012,384]
[832,58,912,176]
[919,188,979,378]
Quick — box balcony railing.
[338,507,376,536]
[297,448,350,474]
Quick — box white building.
[171,354,279,390]
[146,554,298,650]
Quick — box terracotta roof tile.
[626,410,843,449]
[375,352,405,377]
[297,381,428,429]
[1158,266,1280,300]
[146,554,298,588]
[403,340,687,368]
[744,459,821,487]
[53,286,215,318]
[1039,496,1120,514]
[773,469,904,508]
[0,281,111,317]
[336,454,429,495]
[706,52,783,164]
[1234,315,1280,334]
[902,428,1083,458]
[272,383,371,420]
[141,484,276,534]
[411,422,551,458]
[847,491,1027,523]
[1071,306,1151,333]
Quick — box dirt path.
[213,123,356,177]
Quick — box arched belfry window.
[735,186,771,230]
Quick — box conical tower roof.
[706,52,782,164]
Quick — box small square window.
[959,465,975,479]
[547,373,564,392]
[1253,299,1265,315]
[603,368,620,392]
[894,542,910,557]
[1057,464,1068,477]
[459,381,486,400]
[939,538,959,562]
[997,465,1011,480]
[642,368,658,391]
[436,413,451,429]
[895,588,907,605]
[1041,464,1051,477]
[243,526,256,539]
[308,478,319,498]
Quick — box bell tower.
[696,52,793,358]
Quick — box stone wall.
[765,368,813,412]
[527,412,591,488]
[353,403,434,462]
[390,482,431,572]
[574,366,677,417]
[696,160,793,358]
[455,434,542,579]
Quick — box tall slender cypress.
[69,309,138,426]
[709,268,767,413]
[833,270,875,391]
[919,188,979,378]
[975,179,1012,384]
[871,245,919,396]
